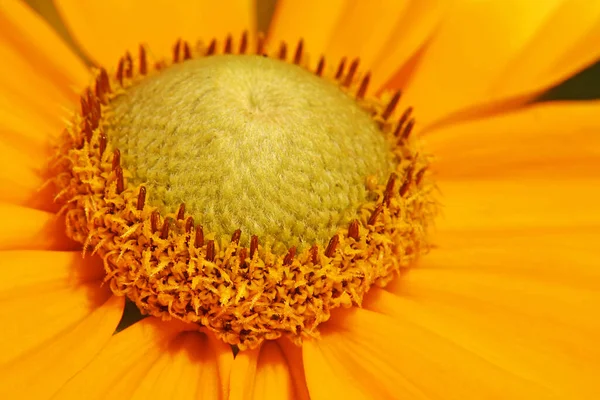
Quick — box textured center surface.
[109,55,393,252]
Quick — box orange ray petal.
[231,340,306,400]
[418,229,600,297]
[0,294,124,399]
[322,0,411,72]
[0,140,47,207]
[426,101,600,180]
[399,0,600,128]
[52,318,230,399]
[0,250,103,298]
[365,256,600,398]
[128,331,232,399]
[492,1,600,100]
[0,250,118,390]
[369,0,448,91]
[436,179,600,232]
[0,0,88,132]
[0,204,77,251]
[306,306,552,399]
[267,0,346,62]
[55,0,257,66]
[0,281,111,365]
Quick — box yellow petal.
[0,281,111,364]
[129,331,232,399]
[426,101,600,180]
[0,204,77,250]
[55,0,257,66]
[0,250,103,297]
[307,306,551,399]
[370,0,448,90]
[401,0,600,128]
[0,140,47,207]
[0,0,87,129]
[53,318,230,399]
[436,179,600,232]
[267,0,347,61]
[0,294,124,399]
[303,334,372,400]
[231,340,306,400]
[419,229,600,298]
[492,0,600,100]
[365,257,600,398]
[322,0,411,71]
[0,250,110,364]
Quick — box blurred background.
[24,0,600,102]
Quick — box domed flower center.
[109,54,393,253]
[51,36,435,350]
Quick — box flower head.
[1,1,599,399]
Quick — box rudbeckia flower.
[1,1,599,399]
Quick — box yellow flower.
[1,1,599,399]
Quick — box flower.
[1,1,599,399]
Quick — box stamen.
[116,57,124,85]
[249,235,258,259]
[293,39,303,64]
[310,245,319,264]
[139,45,147,75]
[99,132,107,155]
[112,149,121,170]
[382,90,401,121]
[315,56,325,77]
[86,89,100,129]
[399,160,416,197]
[348,219,360,240]
[239,247,248,264]
[195,224,205,247]
[368,204,383,225]
[324,234,339,257]
[231,229,242,244]
[256,33,265,55]
[401,118,415,141]
[151,210,160,233]
[206,240,216,261]
[95,68,110,104]
[125,52,133,78]
[83,120,92,142]
[415,167,427,186]
[80,96,89,116]
[183,42,192,60]
[173,39,182,62]
[115,166,124,194]
[393,107,413,137]
[239,31,248,54]
[356,73,370,99]
[160,218,170,239]
[206,39,217,55]
[185,216,194,234]
[283,246,296,265]
[335,57,346,79]
[343,58,359,87]
[177,203,186,220]
[383,173,397,206]
[136,186,146,210]
[224,35,233,54]
[278,42,287,60]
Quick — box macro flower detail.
[50,35,435,350]
[1,0,600,399]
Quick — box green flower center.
[109,54,393,253]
